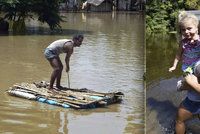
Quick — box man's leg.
[55,57,63,88]
[49,57,62,90]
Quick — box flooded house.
[64,0,83,11]
[82,0,113,12]
[60,0,145,11]
[115,0,144,11]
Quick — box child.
[169,11,200,73]
[169,11,200,91]
[44,34,84,91]
[169,11,200,134]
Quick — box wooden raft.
[7,81,124,109]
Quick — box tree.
[146,0,200,34]
[0,0,63,33]
[31,0,62,30]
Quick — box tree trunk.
[12,19,26,34]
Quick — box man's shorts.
[44,48,58,60]
[182,97,200,114]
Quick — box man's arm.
[64,42,73,72]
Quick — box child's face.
[181,20,198,40]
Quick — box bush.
[146,0,200,34]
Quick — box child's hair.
[178,11,199,28]
[176,11,199,42]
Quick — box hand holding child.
[185,74,198,87]
[66,66,70,72]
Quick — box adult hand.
[66,66,70,72]
[185,74,198,87]
[169,66,176,72]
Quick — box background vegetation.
[146,0,200,34]
[0,0,63,33]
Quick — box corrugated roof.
[87,0,105,6]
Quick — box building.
[115,0,144,11]
[83,0,113,12]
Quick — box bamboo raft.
[7,81,124,109]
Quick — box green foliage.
[31,0,62,30]
[0,0,62,32]
[0,0,32,21]
[146,0,200,34]
[146,0,178,34]
[185,0,199,9]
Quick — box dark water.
[0,12,144,134]
[146,34,200,134]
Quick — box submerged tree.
[31,0,62,30]
[0,0,63,33]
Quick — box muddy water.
[0,12,144,134]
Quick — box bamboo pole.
[47,98,81,109]
[49,96,86,105]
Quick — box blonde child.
[169,11,200,134]
[169,11,200,73]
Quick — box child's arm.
[185,74,200,93]
[169,56,180,72]
[169,44,182,72]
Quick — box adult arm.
[64,42,73,72]
[185,74,200,93]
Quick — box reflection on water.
[146,34,179,134]
[146,34,182,86]
[58,112,68,134]
[146,34,200,134]
[0,12,144,134]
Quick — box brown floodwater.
[0,12,144,134]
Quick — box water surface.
[146,34,200,134]
[0,12,144,134]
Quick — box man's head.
[73,34,84,47]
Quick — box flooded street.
[0,12,144,134]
